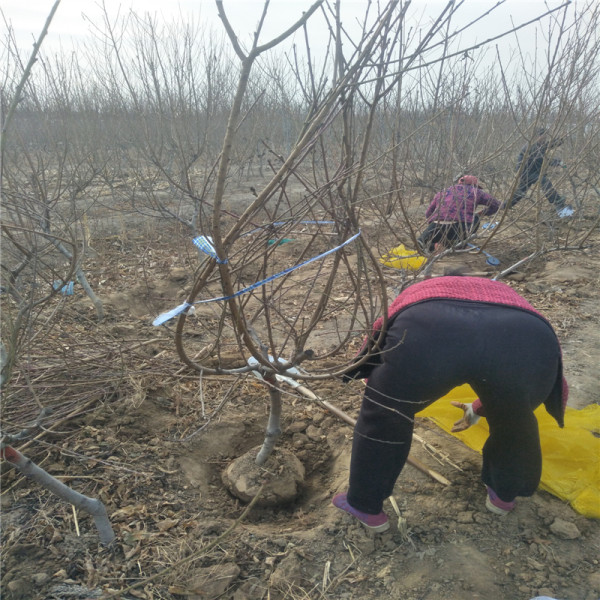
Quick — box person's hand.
[450,401,480,432]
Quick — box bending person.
[417,175,499,253]
[334,275,568,532]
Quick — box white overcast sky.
[1,0,576,68]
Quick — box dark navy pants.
[347,300,561,514]
[509,173,563,207]
[417,216,480,252]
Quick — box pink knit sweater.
[364,276,568,426]
[372,276,541,333]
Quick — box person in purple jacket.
[417,175,500,252]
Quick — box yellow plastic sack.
[380,243,426,271]
[418,384,600,518]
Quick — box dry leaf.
[124,541,141,560]
[156,518,179,532]
[112,505,144,520]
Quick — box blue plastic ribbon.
[152,302,193,326]
[53,280,75,295]
[153,230,361,326]
[192,235,228,264]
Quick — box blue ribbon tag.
[154,230,361,326]
[152,302,192,326]
[192,236,228,263]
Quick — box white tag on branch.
[247,355,303,386]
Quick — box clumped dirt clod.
[222,446,306,506]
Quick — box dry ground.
[1,184,599,600]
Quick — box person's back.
[427,184,481,222]
[516,140,549,179]
[418,175,499,252]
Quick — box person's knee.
[356,402,413,442]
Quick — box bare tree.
[159,0,598,471]
[1,0,115,545]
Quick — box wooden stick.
[295,386,451,486]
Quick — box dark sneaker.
[332,493,390,532]
[485,487,516,515]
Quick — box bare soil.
[1,189,599,600]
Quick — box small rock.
[456,511,474,523]
[7,578,33,600]
[111,324,136,337]
[542,267,586,283]
[269,551,303,590]
[201,520,224,536]
[346,527,376,555]
[287,421,307,434]
[588,570,600,592]
[525,283,545,294]
[31,573,51,585]
[305,424,323,442]
[187,562,240,599]
[322,417,336,428]
[549,518,580,539]
[169,267,188,282]
[232,579,264,600]
[311,411,324,424]
[292,432,308,447]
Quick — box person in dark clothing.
[333,276,568,532]
[507,128,573,217]
[417,175,499,253]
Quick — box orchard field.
[1,2,599,599]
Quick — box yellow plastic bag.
[380,243,426,271]
[418,384,600,518]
